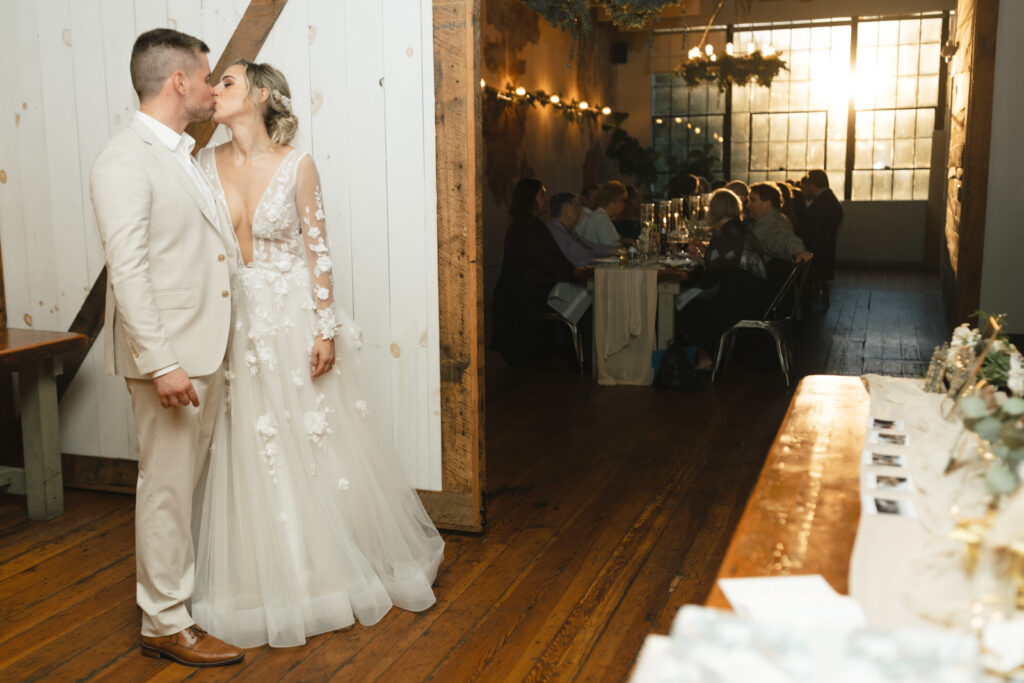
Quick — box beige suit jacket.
[91,117,237,379]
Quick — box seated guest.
[669,173,700,198]
[724,180,750,223]
[578,180,630,247]
[777,182,807,244]
[695,176,711,194]
[710,179,727,191]
[548,192,616,266]
[491,178,583,367]
[614,184,643,240]
[803,169,844,281]
[580,184,600,220]
[747,182,812,264]
[676,189,772,370]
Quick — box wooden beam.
[945,0,1000,323]
[431,0,486,532]
[186,0,290,151]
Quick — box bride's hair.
[233,59,298,145]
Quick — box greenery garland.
[523,0,681,56]
[675,52,789,91]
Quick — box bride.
[191,60,444,648]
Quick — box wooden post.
[426,0,486,532]
[944,0,1000,323]
[18,357,63,519]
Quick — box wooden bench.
[705,374,870,606]
[0,328,87,519]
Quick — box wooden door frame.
[420,0,486,532]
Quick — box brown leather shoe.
[140,625,244,667]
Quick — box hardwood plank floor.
[0,268,949,681]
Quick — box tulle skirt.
[192,263,444,648]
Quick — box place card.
[861,449,906,468]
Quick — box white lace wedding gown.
[191,147,444,648]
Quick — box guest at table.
[676,189,771,370]
[547,192,615,266]
[669,173,699,199]
[724,180,750,223]
[491,178,579,367]
[803,169,844,281]
[777,182,808,245]
[747,182,812,264]
[614,184,643,240]
[580,184,600,220]
[578,180,630,247]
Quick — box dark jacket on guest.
[805,188,843,280]
[490,216,575,367]
[678,217,773,354]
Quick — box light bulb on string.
[601,106,611,115]
[655,118,664,125]
[705,44,714,56]
[515,86,526,96]
[763,45,775,57]
[674,116,683,124]
[550,94,560,104]
[726,42,734,56]
[694,126,701,134]
[480,79,486,88]
[579,101,589,110]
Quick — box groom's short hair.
[130,28,210,102]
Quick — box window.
[649,12,948,201]
[851,16,943,200]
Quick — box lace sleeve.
[295,154,340,340]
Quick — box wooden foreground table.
[705,375,870,607]
[0,327,87,520]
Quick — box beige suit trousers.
[126,365,224,637]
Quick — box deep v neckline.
[211,147,298,266]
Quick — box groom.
[91,29,242,667]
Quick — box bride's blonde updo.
[233,59,298,145]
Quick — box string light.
[674,116,683,123]
[693,126,701,134]
[655,117,664,124]
[480,82,624,123]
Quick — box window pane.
[789,81,809,110]
[874,109,895,139]
[897,76,918,108]
[788,141,807,168]
[769,113,789,140]
[898,44,919,75]
[873,140,894,169]
[751,85,770,111]
[770,82,790,110]
[895,109,917,138]
[808,112,827,140]
[790,50,810,79]
[792,27,811,50]
[918,43,940,75]
[918,76,938,106]
[913,169,930,199]
[807,141,826,168]
[653,87,670,113]
[916,108,934,134]
[915,137,932,166]
[789,112,808,140]
[852,170,873,199]
[750,142,768,170]
[732,143,749,174]
[899,19,920,45]
[878,21,900,46]
[893,169,914,199]
[769,141,787,170]
[855,140,873,168]
[732,113,750,141]
[749,171,768,183]
[855,111,874,140]
[671,87,688,113]
[751,113,769,141]
[873,170,893,199]
[690,87,708,114]
[827,143,846,170]
[921,17,942,43]
[894,139,915,168]
[733,85,751,112]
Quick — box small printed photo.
[874,497,901,514]
[869,417,905,431]
[870,431,909,446]
[861,449,906,468]
[862,494,918,518]
[866,472,912,491]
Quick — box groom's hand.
[153,368,200,408]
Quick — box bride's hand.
[311,337,336,378]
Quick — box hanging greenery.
[523,0,682,58]
[675,52,788,91]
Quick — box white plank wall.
[0,0,443,490]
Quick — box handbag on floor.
[653,340,701,390]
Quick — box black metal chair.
[711,260,811,386]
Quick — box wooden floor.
[0,268,949,682]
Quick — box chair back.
[761,260,810,322]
